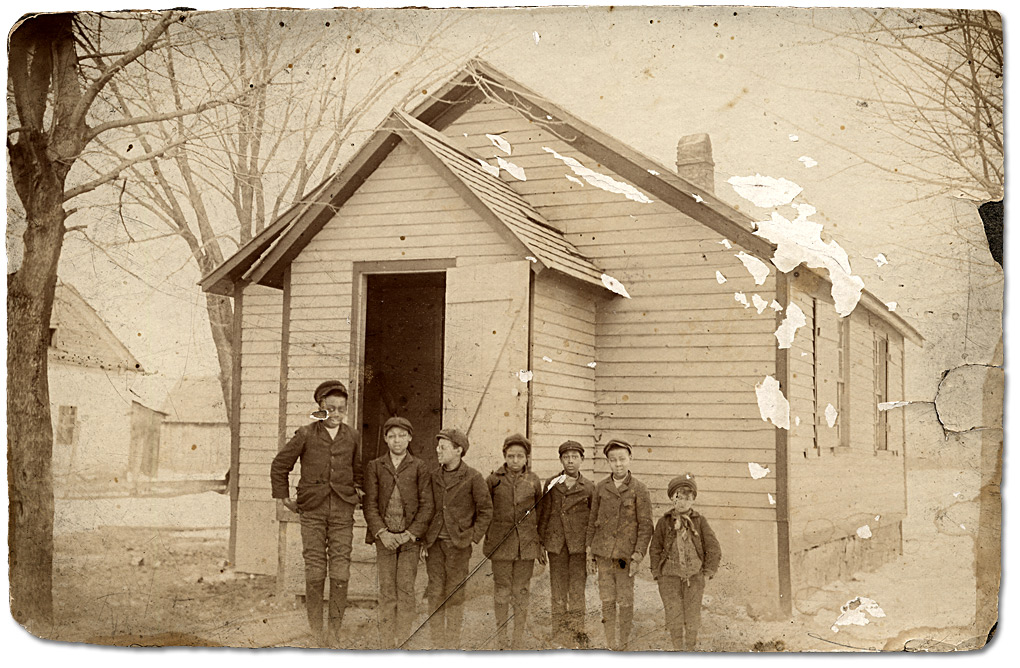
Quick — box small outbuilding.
[202,60,921,616]
[159,376,231,477]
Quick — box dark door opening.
[361,272,445,470]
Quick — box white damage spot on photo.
[734,292,750,308]
[601,273,631,298]
[497,156,526,181]
[533,31,540,45]
[477,159,500,178]
[692,193,704,203]
[752,294,768,314]
[546,474,566,492]
[565,174,584,187]
[735,251,770,285]
[755,375,790,430]
[886,301,897,312]
[486,133,512,155]
[770,300,783,312]
[774,302,806,348]
[517,369,533,383]
[542,355,553,363]
[878,401,910,411]
[647,168,659,175]
[795,416,801,426]
[873,253,888,267]
[753,203,865,316]
[716,271,727,284]
[727,173,803,208]
[587,361,597,368]
[831,597,886,633]
[768,493,776,505]
[788,134,799,142]
[798,156,818,168]
[719,239,732,249]
[544,147,653,203]
[857,525,873,539]
[525,256,538,263]
[748,462,771,479]
[825,403,838,428]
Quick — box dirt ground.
[36,466,987,652]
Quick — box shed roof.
[50,282,143,372]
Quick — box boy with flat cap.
[538,440,595,648]
[363,416,434,648]
[485,433,545,649]
[585,437,653,650]
[270,380,363,647]
[423,428,493,648]
[649,473,721,651]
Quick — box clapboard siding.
[530,272,597,476]
[788,287,817,457]
[235,283,283,574]
[285,138,520,438]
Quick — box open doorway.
[360,272,445,470]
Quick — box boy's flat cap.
[313,380,348,403]
[602,438,633,457]
[502,433,531,455]
[558,440,585,457]
[668,474,698,499]
[383,416,413,436]
[436,428,470,455]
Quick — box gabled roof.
[49,282,143,372]
[161,376,228,424]
[201,58,922,345]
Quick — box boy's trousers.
[548,550,587,640]
[299,493,355,582]
[657,573,706,651]
[425,539,473,647]
[595,556,635,649]
[491,558,535,648]
[376,543,420,648]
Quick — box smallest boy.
[363,417,434,649]
[649,474,721,651]
[586,438,653,650]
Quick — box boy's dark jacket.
[649,509,722,579]
[585,472,654,561]
[270,422,363,511]
[538,471,594,555]
[424,461,493,550]
[363,451,434,545]
[484,464,544,561]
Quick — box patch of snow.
[727,174,803,208]
[601,273,631,298]
[544,147,653,203]
[486,133,512,155]
[774,302,807,349]
[755,375,790,430]
[497,156,526,181]
[736,251,770,285]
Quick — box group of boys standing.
[271,380,722,651]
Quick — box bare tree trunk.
[205,292,235,421]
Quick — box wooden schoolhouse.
[201,60,921,617]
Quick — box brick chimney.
[676,133,715,194]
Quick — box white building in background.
[49,282,165,489]
[159,376,230,479]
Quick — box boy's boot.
[618,605,634,649]
[494,600,510,649]
[511,609,528,650]
[326,578,348,648]
[571,610,589,648]
[684,626,698,651]
[601,604,617,650]
[305,579,325,645]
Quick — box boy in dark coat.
[270,380,362,647]
[585,438,653,650]
[649,474,721,651]
[363,416,434,649]
[484,434,545,649]
[423,428,493,648]
[538,440,594,648]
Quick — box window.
[837,317,851,447]
[874,334,889,451]
[56,405,77,445]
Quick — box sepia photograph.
[4,1,1006,656]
